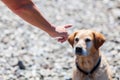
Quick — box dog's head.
[68,30,105,56]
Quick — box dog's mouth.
[75,51,82,56]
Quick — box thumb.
[64,24,72,29]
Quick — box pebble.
[17,61,26,70]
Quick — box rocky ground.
[0,0,120,80]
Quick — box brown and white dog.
[68,30,112,80]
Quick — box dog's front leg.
[72,70,83,80]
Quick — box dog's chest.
[84,76,91,80]
[83,57,109,80]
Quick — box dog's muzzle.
[75,47,83,55]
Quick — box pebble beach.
[0,0,120,80]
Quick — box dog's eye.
[75,38,79,42]
[85,38,91,42]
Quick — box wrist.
[47,25,58,37]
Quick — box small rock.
[65,78,72,80]
[18,60,26,70]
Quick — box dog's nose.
[75,47,82,53]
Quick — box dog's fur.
[68,30,112,80]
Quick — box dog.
[68,30,112,80]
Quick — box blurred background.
[0,0,120,80]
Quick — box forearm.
[2,0,56,35]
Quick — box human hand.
[53,24,72,43]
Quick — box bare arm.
[2,0,71,42]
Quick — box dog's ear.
[92,31,106,49]
[68,31,78,47]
